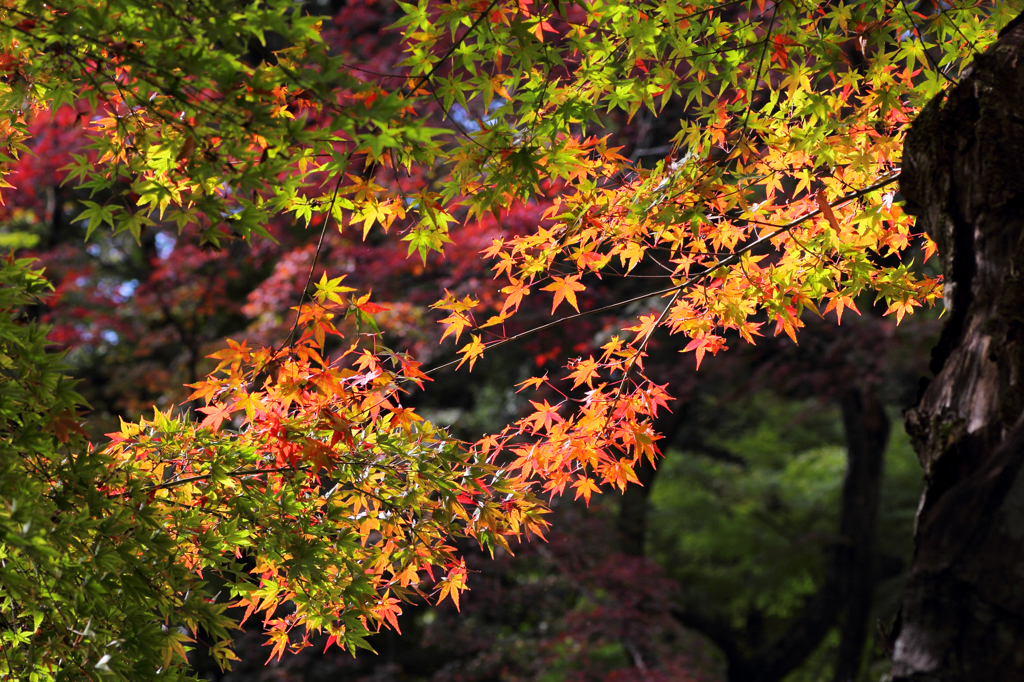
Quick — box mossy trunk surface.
[895,13,1024,681]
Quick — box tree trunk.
[673,385,890,682]
[894,14,1024,681]
[618,457,657,556]
[834,388,889,682]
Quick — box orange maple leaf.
[524,399,564,433]
[773,305,802,343]
[571,476,601,505]
[375,594,403,633]
[207,338,251,373]
[540,274,585,313]
[399,355,431,389]
[516,373,548,393]
[439,310,473,343]
[263,623,289,664]
[884,297,920,324]
[823,292,861,325]
[566,356,600,389]
[186,379,222,404]
[625,313,658,344]
[456,334,486,370]
[437,562,468,611]
[682,333,727,370]
[479,311,510,329]
[481,237,505,260]
[500,279,531,314]
[922,234,939,263]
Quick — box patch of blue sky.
[450,98,505,133]
[155,232,176,259]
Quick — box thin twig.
[283,155,350,349]
[144,465,310,491]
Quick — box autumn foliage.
[0,0,1019,678]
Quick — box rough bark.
[894,13,1024,681]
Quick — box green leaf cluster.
[0,257,234,681]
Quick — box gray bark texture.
[895,13,1024,681]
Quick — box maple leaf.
[357,300,389,314]
[387,405,424,433]
[738,320,764,344]
[540,274,586,313]
[437,562,468,611]
[599,335,627,363]
[641,381,674,420]
[625,313,658,344]
[163,630,195,670]
[922,234,939,263]
[456,334,486,370]
[399,355,431,389]
[314,272,355,304]
[682,333,727,370]
[614,458,641,490]
[571,476,601,506]
[531,18,556,41]
[516,374,548,392]
[479,311,510,329]
[824,292,861,325]
[197,402,235,432]
[566,356,600,389]
[500,279,531,314]
[207,338,252,373]
[434,292,480,341]
[375,594,403,633]
[616,241,645,273]
[47,410,88,443]
[353,349,381,373]
[481,237,505,260]
[234,391,267,422]
[524,399,564,433]
[773,305,802,343]
[439,311,473,343]
[815,189,842,232]
[263,625,289,664]
[508,446,537,478]
[354,291,389,314]
[884,297,921,324]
